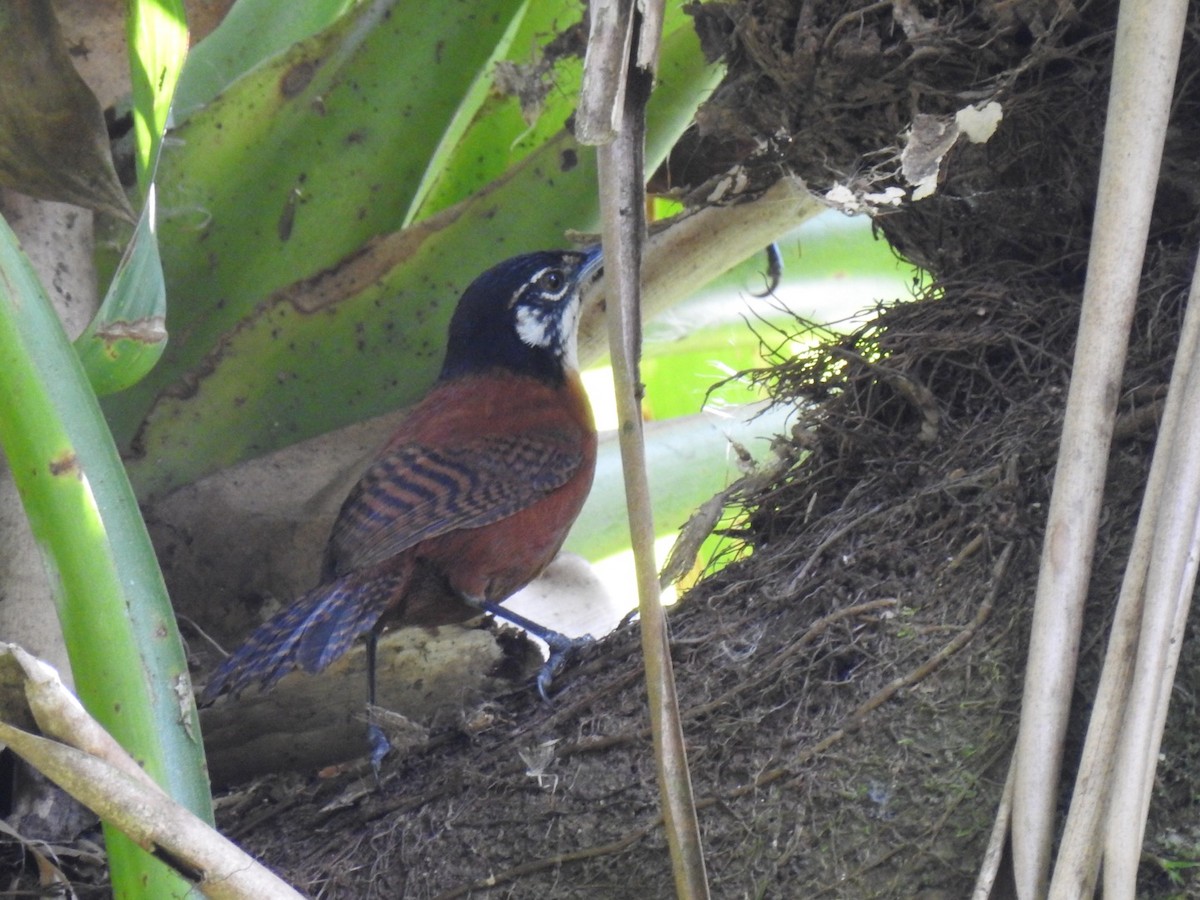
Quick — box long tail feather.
[200,567,409,705]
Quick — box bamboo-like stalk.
[577,175,824,365]
[0,722,302,899]
[1007,0,1187,894]
[1100,254,1200,892]
[1048,217,1200,898]
[0,645,302,898]
[583,0,710,895]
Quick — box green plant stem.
[0,214,210,898]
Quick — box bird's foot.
[471,599,594,701]
[367,722,391,784]
[536,631,594,702]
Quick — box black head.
[438,248,602,384]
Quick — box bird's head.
[439,247,603,384]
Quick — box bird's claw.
[471,599,594,701]
[367,722,391,784]
[536,632,594,702]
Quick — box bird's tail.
[200,567,408,705]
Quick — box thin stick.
[582,0,710,895]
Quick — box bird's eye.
[538,270,566,294]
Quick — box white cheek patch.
[514,293,583,371]
[515,303,556,350]
[558,298,581,371]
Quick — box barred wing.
[327,430,584,576]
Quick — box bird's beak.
[577,244,604,287]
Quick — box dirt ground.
[8,0,1200,896]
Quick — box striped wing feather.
[201,430,582,702]
[327,430,583,577]
[199,567,411,702]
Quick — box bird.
[200,248,603,743]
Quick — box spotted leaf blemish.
[48,453,80,478]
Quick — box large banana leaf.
[106,1,721,499]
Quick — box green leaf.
[566,403,793,561]
[412,2,702,221]
[127,0,188,191]
[400,0,536,226]
[104,0,530,447]
[73,191,168,395]
[72,0,184,398]
[111,7,722,499]
[407,0,585,221]
[0,215,209,896]
[164,0,528,356]
[172,0,354,119]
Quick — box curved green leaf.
[173,0,353,119]
[127,0,188,191]
[74,189,168,395]
[409,0,585,220]
[414,3,701,221]
[401,0,535,226]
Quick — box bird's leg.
[471,599,593,701]
[365,631,390,779]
